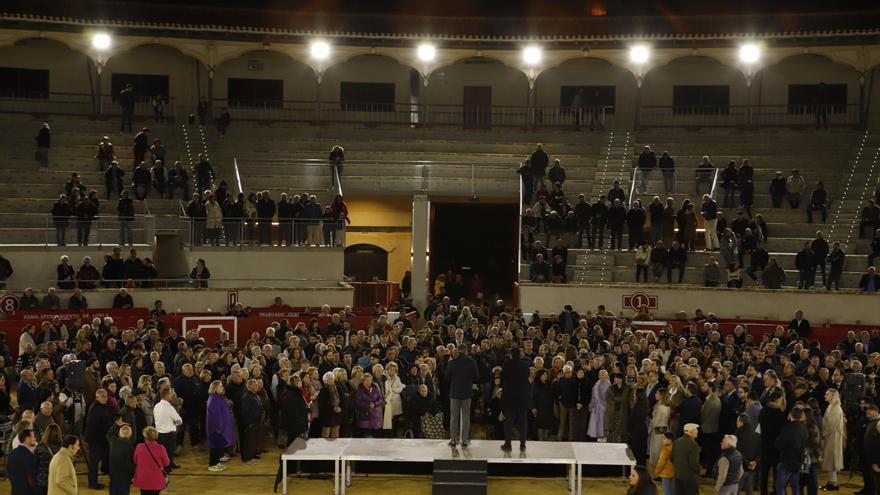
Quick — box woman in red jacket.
[133,426,169,495]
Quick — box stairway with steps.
[827,131,880,253]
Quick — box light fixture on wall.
[91,32,112,51]
[738,42,762,64]
[417,43,436,62]
[522,45,542,65]
[628,44,650,65]
[310,40,331,60]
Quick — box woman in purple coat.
[206,380,236,471]
[354,374,384,437]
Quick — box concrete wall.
[104,44,205,106]
[642,56,747,107]
[519,283,880,324]
[344,194,413,283]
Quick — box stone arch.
[426,56,530,108]
[641,55,747,109]
[756,53,862,109]
[104,43,208,109]
[213,49,318,104]
[321,54,417,104]
[0,37,92,95]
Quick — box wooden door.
[463,86,492,129]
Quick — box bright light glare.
[417,43,436,62]
[522,46,542,65]
[629,45,650,64]
[310,40,331,60]
[91,33,111,50]
[739,43,761,64]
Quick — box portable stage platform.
[280,438,635,495]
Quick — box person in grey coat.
[444,345,479,447]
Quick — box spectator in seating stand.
[217,107,231,137]
[627,200,646,250]
[194,154,215,196]
[190,258,210,288]
[746,244,769,283]
[551,255,566,283]
[740,180,755,218]
[56,256,75,290]
[204,192,223,247]
[113,288,134,310]
[65,173,86,200]
[105,160,125,200]
[530,253,550,282]
[518,159,533,205]
[650,241,668,282]
[666,240,687,283]
[860,200,880,238]
[117,189,135,246]
[76,256,101,290]
[796,242,815,290]
[67,288,89,310]
[721,160,739,208]
[591,195,609,249]
[704,256,721,287]
[811,231,829,287]
[168,161,190,200]
[118,84,134,133]
[35,122,51,169]
[825,241,845,291]
[662,198,676,246]
[636,146,656,193]
[785,169,806,209]
[549,159,566,187]
[701,194,720,251]
[648,196,665,245]
[807,181,828,224]
[635,241,651,282]
[20,288,39,309]
[76,190,99,246]
[607,198,626,251]
[659,151,675,192]
[302,195,323,246]
[95,135,114,172]
[50,194,72,246]
[859,266,880,292]
[223,193,245,247]
[40,288,61,310]
[868,229,880,267]
[186,193,206,246]
[549,182,566,212]
[726,262,742,288]
[608,180,626,205]
[150,160,168,199]
[678,201,696,251]
[695,156,714,196]
[102,248,125,288]
[256,190,277,246]
[131,161,151,200]
[530,144,549,193]
[761,258,786,289]
[277,193,293,246]
[769,171,786,209]
[149,139,166,165]
[132,128,150,169]
[719,228,738,268]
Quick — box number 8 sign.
[0,294,20,314]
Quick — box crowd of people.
[2,295,880,495]
[520,143,880,291]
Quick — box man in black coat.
[7,429,38,495]
[105,161,125,200]
[735,414,761,495]
[529,144,549,193]
[861,403,880,495]
[500,347,531,451]
[107,422,135,495]
[445,345,479,447]
[788,310,811,339]
[773,408,808,495]
[240,379,264,463]
[676,382,703,438]
[85,389,115,489]
[174,364,202,449]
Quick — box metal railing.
[178,217,345,248]
[0,92,178,120]
[0,214,155,247]
[639,104,861,128]
[5,276,345,291]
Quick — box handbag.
[355,408,371,421]
[145,443,170,487]
[420,412,446,439]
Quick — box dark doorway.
[788,84,847,114]
[340,82,395,112]
[227,78,283,108]
[463,86,492,129]
[672,85,730,115]
[110,73,169,100]
[344,244,389,282]
[0,67,49,98]
[430,203,517,299]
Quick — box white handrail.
[233,157,244,194]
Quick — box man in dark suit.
[859,404,880,495]
[85,389,114,489]
[676,382,703,438]
[500,347,531,452]
[720,379,742,435]
[445,345,479,447]
[788,310,811,338]
[7,429,38,495]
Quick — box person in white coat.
[381,362,405,434]
[650,388,672,466]
[204,193,223,246]
[821,389,845,490]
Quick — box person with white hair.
[318,371,342,438]
[715,434,743,495]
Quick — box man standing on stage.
[445,344,479,447]
[500,347,532,452]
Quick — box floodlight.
[629,45,650,64]
[739,43,762,64]
[417,43,436,62]
[522,46,542,66]
[91,33,111,51]
[310,40,331,60]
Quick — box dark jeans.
[662,170,675,191]
[628,226,642,250]
[121,110,133,133]
[259,219,272,245]
[158,432,177,466]
[800,463,818,495]
[814,262,826,285]
[591,222,605,249]
[807,204,827,223]
[826,269,842,290]
[503,408,528,447]
[609,224,623,249]
[798,269,815,289]
[759,453,777,495]
[210,447,224,466]
[77,220,91,246]
[109,481,131,495]
[771,193,783,208]
[54,222,67,245]
[636,265,648,282]
[674,478,699,495]
[88,442,109,487]
[168,182,190,200]
[576,223,590,248]
[177,409,201,447]
[775,463,801,495]
[224,220,241,245]
[667,264,685,283]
